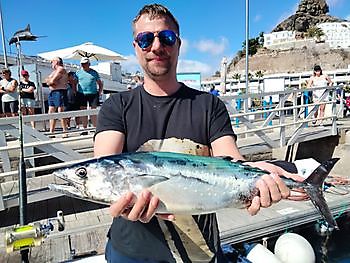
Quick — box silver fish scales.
[49,151,339,229]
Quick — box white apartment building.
[263,31,296,48]
[264,22,350,50]
[318,22,350,49]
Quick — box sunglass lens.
[159,30,177,46]
[136,32,154,49]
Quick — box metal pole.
[244,0,249,113]
[0,0,8,67]
[15,39,29,263]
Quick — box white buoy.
[274,233,315,263]
[246,243,282,263]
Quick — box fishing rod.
[6,25,65,263]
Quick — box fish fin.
[304,158,340,230]
[216,156,234,161]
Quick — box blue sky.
[2,0,350,77]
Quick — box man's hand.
[244,161,308,215]
[109,189,175,223]
[247,173,290,215]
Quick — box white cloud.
[193,37,229,56]
[178,59,213,77]
[346,14,350,21]
[179,38,189,56]
[120,54,141,74]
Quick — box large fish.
[49,151,339,229]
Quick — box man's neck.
[143,76,180,96]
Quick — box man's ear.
[177,38,181,50]
[132,41,136,48]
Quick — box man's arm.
[97,79,103,96]
[46,67,65,87]
[4,79,18,92]
[94,130,124,157]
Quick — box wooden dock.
[1,185,349,262]
[0,100,349,262]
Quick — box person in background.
[45,57,68,136]
[133,74,144,88]
[209,86,220,96]
[64,71,80,129]
[94,4,303,263]
[76,57,103,128]
[307,65,333,125]
[0,68,19,117]
[19,70,36,128]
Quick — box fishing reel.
[5,210,65,253]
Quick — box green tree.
[255,70,264,93]
[306,26,324,41]
[242,35,263,56]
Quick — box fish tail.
[304,158,340,230]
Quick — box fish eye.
[75,167,87,178]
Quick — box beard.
[142,51,174,79]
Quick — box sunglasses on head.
[135,30,178,49]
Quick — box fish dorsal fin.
[216,156,233,161]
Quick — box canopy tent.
[37,42,127,61]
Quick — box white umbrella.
[38,42,127,61]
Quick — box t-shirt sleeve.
[95,94,125,137]
[209,97,236,143]
[94,70,100,80]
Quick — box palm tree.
[255,70,264,93]
[306,26,325,42]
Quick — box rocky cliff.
[227,0,350,75]
[273,0,345,32]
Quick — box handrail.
[0,86,344,210]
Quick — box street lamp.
[245,0,249,112]
[221,56,227,94]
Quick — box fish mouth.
[53,171,85,186]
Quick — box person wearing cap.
[19,70,36,128]
[75,57,103,128]
[307,65,333,125]
[45,57,68,135]
[0,68,19,117]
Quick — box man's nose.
[150,36,162,51]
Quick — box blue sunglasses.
[135,30,178,49]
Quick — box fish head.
[49,158,125,204]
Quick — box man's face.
[133,15,180,80]
[81,62,90,70]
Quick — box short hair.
[1,68,11,75]
[132,4,180,36]
[52,57,63,66]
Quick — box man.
[45,57,68,135]
[76,57,103,128]
[94,4,298,263]
[0,68,19,117]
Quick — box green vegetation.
[232,32,264,67]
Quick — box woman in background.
[19,70,36,128]
[307,65,333,125]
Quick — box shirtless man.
[45,57,68,135]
